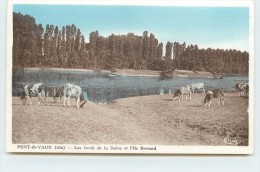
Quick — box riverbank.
[15,67,215,78]
[114,69,215,78]
[12,93,249,146]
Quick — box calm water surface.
[12,69,248,103]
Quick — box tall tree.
[13,12,249,74]
[165,41,173,70]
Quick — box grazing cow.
[235,82,249,97]
[55,86,65,101]
[46,87,58,101]
[202,89,224,107]
[190,83,205,94]
[20,83,47,105]
[63,83,88,109]
[45,86,65,102]
[48,86,64,102]
[173,85,192,101]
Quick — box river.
[12,68,248,104]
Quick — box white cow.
[20,83,47,105]
[190,83,205,94]
[63,83,88,109]
[173,85,192,101]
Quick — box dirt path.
[11,93,249,146]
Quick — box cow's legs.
[37,96,42,105]
[21,96,27,105]
[42,92,47,105]
[29,96,32,105]
[208,100,211,108]
[67,97,71,108]
[222,97,225,106]
[44,95,47,105]
[63,97,67,107]
[76,98,80,109]
[26,96,32,105]
[21,98,26,105]
[219,97,224,106]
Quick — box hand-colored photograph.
[7,1,253,154]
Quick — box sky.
[13,5,249,52]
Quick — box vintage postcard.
[6,0,254,154]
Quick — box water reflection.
[12,69,248,104]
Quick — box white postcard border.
[6,0,254,154]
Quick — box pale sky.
[14,5,249,52]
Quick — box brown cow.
[235,82,249,97]
[47,86,64,102]
[202,89,224,107]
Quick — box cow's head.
[79,92,88,108]
[202,98,210,106]
[202,91,213,106]
[235,83,245,92]
[235,83,240,92]
[27,84,33,94]
[38,85,43,93]
[173,89,181,100]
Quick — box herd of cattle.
[20,83,88,109]
[173,82,249,107]
[19,82,249,108]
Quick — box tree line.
[13,12,249,74]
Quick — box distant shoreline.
[13,67,247,78]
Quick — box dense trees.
[13,12,249,74]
